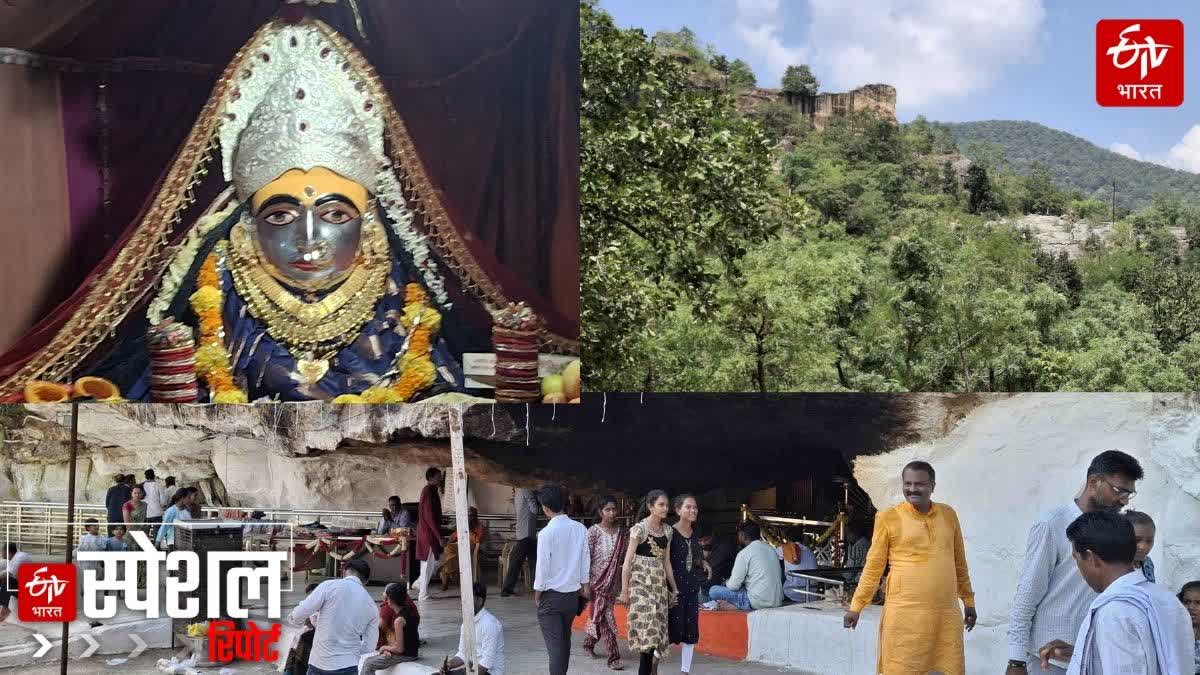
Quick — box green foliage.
[727,59,756,89]
[585,8,1200,392]
[1021,163,1069,215]
[902,116,955,156]
[1034,250,1083,306]
[948,120,1200,210]
[750,100,808,144]
[781,64,819,97]
[1069,198,1108,222]
[581,2,780,388]
[1128,263,1200,348]
[965,165,996,214]
[941,160,959,198]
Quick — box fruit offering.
[541,359,581,404]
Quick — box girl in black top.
[669,494,708,673]
[361,583,420,674]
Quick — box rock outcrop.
[996,214,1187,259]
[853,393,1200,672]
[739,83,898,129]
[0,402,526,510]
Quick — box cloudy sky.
[599,0,1200,173]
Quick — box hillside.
[944,120,1200,210]
[583,3,1200,394]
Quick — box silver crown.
[218,22,387,202]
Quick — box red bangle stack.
[148,321,199,403]
[493,326,540,402]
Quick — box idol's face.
[251,167,369,290]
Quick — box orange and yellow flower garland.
[335,283,440,404]
[190,246,248,403]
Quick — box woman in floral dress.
[585,496,629,670]
[619,490,680,675]
[668,494,707,674]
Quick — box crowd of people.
[282,558,505,675]
[49,458,1200,675]
[842,451,1200,675]
[522,484,805,675]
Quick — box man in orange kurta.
[844,461,977,675]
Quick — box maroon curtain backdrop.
[0,0,578,382]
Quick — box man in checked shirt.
[1005,450,1144,675]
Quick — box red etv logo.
[1096,19,1184,107]
[17,563,77,622]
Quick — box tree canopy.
[781,64,819,97]
[582,4,1200,393]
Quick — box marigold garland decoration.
[360,282,440,403]
[190,248,248,403]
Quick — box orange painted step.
[571,602,749,661]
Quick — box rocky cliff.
[739,83,898,129]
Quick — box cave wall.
[0,402,524,514]
[852,393,1200,672]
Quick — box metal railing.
[0,501,518,554]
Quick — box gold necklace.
[227,219,390,369]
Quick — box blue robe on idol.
[91,204,474,401]
[220,257,464,401]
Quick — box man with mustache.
[1005,450,1144,675]
[844,461,976,674]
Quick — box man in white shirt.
[141,469,165,537]
[1006,450,1144,675]
[439,582,504,675]
[0,543,32,621]
[287,558,379,675]
[532,484,590,675]
[1038,510,1192,675]
[0,542,30,581]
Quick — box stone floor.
[2,567,803,674]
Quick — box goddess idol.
[2,7,573,403]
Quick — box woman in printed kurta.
[848,500,975,675]
[620,490,679,675]
[585,496,629,669]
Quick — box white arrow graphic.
[128,633,147,659]
[32,634,52,658]
[79,633,99,659]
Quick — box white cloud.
[733,0,1046,107]
[1163,125,1200,173]
[1104,128,1200,174]
[733,0,807,82]
[1109,142,1142,160]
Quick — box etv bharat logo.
[1097,19,1184,107]
[17,564,77,622]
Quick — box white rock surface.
[850,393,1199,674]
[1,401,519,511]
[997,214,1186,259]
